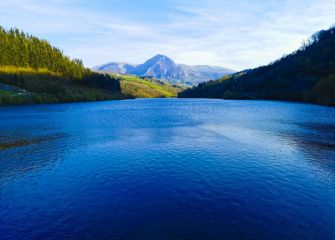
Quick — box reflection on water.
[0,135,63,150]
[0,134,67,184]
[0,99,334,240]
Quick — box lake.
[0,99,334,240]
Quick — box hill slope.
[94,55,235,85]
[114,74,185,98]
[0,27,127,105]
[179,27,335,106]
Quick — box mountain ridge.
[93,54,235,85]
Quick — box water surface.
[0,99,334,240]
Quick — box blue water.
[0,99,334,240]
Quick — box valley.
[0,25,334,106]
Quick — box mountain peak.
[152,54,169,59]
[145,54,175,65]
[153,54,166,58]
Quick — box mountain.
[93,55,235,85]
[96,62,136,74]
[179,26,335,106]
[134,54,179,79]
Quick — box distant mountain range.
[93,54,235,85]
[179,27,335,106]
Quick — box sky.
[0,0,334,71]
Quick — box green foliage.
[0,70,126,105]
[179,27,335,106]
[0,26,87,80]
[313,75,335,106]
[0,26,126,105]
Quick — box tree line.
[0,26,87,80]
[0,26,126,105]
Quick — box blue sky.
[0,0,334,70]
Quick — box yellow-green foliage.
[0,66,61,77]
[0,27,87,80]
[0,27,126,105]
[112,74,183,98]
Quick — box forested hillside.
[179,27,335,106]
[0,27,126,105]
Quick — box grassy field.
[113,74,186,98]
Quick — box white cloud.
[0,0,334,70]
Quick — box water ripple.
[0,99,334,240]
